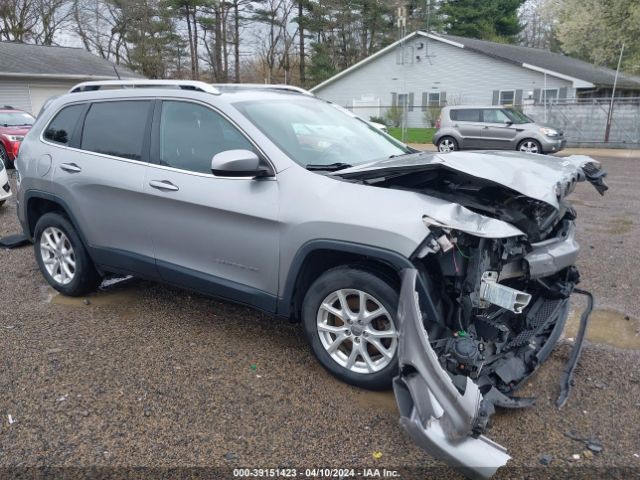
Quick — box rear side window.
[158,100,254,174]
[450,109,481,122]
[81,101,151,160]
[43,104,84,145]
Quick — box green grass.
[388,127,436,144]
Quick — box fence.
[345,97,640,148]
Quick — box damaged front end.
[332,152,607,478]
[394,227,580,478]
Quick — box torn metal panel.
[393,269,510,479]
[525,221,580,278]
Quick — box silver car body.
[15,82,607,478]
[433,105,566,154]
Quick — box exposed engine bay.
[333,151,608,478]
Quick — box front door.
[143,99,280,311]
[481,108,519,149]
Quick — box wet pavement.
[1,156,640,478]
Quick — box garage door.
[28,85,73,116]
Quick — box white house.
[0,42,141,116]
[310,31,640,128]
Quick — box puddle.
[48,276,142,309]
[564,307,640,349]
[352,389,398,412]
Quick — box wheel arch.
[277,240,414,321]
[24,191,84,242]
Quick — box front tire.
[437,136,458,153]
[34,212,101,296]
[301,266,399,390]
[518,138,542,154]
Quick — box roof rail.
[69,80,221,95]
[213,83,314,96]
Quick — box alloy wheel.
[316,288,398,374]
[40,227,76,285]
[519,141,540,154]
[438,138,456,153]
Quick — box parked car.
[367,120,389,133]
[0,158,10,207]
[15,80,607,477]
[433,105,566,154]
[0,106,35,169]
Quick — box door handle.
[60,163,82,173]
[483,126,489,129]
[149,180,179,192]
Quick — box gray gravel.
[1,157,640,478]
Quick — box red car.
[0,106,35,169]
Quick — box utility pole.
[605,42,625,143]
[397,5,407,142]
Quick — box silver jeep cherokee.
[15,81,607,477]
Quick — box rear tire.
[437,136,458,153]
[518,138,542,154]
[0,200,5,207]
[301,266,399,390]
[34,212,101,296]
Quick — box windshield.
[234,98,409,168]
[0,111,34,127]
[504,108,534,124]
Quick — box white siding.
[0,78,77,115]
[313,38,574,127]
[0,81,32,113]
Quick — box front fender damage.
[393,269,510,479]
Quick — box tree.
[518,0,560,50]
[439,0,525,42]
[555,0,640,74]
[0,0,72,44]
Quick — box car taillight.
[12,141,20,157]
[435,116,441,129]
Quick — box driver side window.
[482,109,509,123]
[159,101,254,174]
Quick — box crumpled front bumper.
[525,221,579,278]
[393,269,510,479]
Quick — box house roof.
[311,31,640,92]
[438,33,640,90]
[0,42,142,80]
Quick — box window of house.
[81,101,151,160]
[542,89,559,103]
[499,90,515,105]
[450,108,481,122]
[43,104,84,145]
[159,101,254,174]
[428,92,441,107]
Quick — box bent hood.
[332,150,607,209]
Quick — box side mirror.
[504,119,513,126]
[211,149,272,178]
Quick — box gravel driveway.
[1,155,639,478]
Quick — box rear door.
[143,99,280,311]
[50,99,158,278]
[481,108,519,149]
[449,108,484,148]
